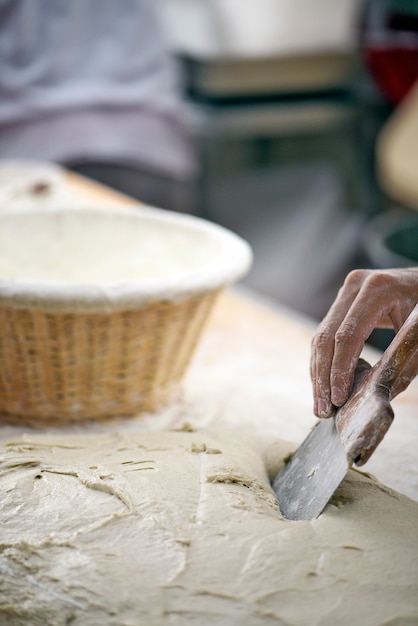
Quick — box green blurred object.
[386,224,418,263]
[391,0,418,17]
[364,209,418,268]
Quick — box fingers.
[311,269,368,417]
[311,269,393,417]
[311,268,418,418]
[329,288,388,406]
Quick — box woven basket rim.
[0,203,252,313]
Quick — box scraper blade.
[272,417,349,521]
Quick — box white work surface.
[0,172,417,503]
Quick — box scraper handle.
[336,303,418,466]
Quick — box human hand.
[311,268,418,418]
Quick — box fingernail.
[317,399,330,418]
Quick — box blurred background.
[1,0,418,344]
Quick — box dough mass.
[0,427,417,626]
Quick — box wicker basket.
[0,205,251,425]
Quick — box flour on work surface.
[1,427,417,626]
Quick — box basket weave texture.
[0,290,219,426]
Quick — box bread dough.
[1,426,417,626]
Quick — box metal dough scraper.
[273,303,418,521]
